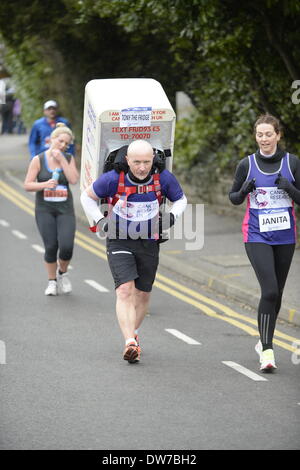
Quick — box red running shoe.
[135,334,141,362]
[123,342,139,363]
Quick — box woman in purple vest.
[229,114,300,372]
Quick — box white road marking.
[12,229,27,240]
[222,361,268,382]
[0,340,6,364]
[165,328,201,345]
[84,279,109,293]
[31,244,45,254]
[0,219,10,227]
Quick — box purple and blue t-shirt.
[92,169,183,240]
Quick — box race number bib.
[113,199,159,221]
[44,185,68,202]
[258,209,291,232]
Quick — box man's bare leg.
[116,280,137,341]
[134,288,151,330]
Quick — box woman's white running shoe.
[260,349,277,372]
[45,280,58,296]
[255,340,263,364]
[57,271,72,294]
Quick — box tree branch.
[262,13,299,81]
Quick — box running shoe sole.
[260,363,277,373]
[123,343,139,363]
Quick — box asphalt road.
[0,179,300,451]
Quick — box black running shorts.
[106,238,159,292]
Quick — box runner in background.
[229,114,300,372]
[28,100,74,159]
[24,123,79,296]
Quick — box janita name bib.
[258,209,291,232]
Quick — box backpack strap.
[111,171,162,208]
[152,172,162,204]
[111,171,125,207]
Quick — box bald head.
[126,140,154,180]
[127,140,153,158]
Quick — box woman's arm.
[276,155,300,205]
[24,156,57,192]
[228,159,250,205]
[52,150,79,185]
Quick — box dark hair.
[254,114,282,135]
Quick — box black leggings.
[245,242,295,350]
[35,211,76,263]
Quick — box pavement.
[1,133,299,326]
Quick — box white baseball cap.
[44,100,58,110]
